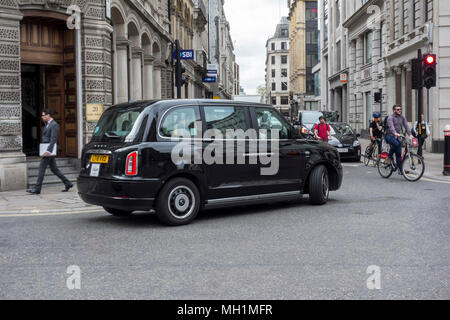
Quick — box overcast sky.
[223,0,288,95]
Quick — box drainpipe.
[76,28,83,159]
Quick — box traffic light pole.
[417,49,423,136]
[175,40,182,99]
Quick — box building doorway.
[20,15,77,157]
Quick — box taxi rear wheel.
[156,178,200,226]
[103,207,132,216]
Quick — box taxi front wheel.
[156,178,200,226]
[309,165,329,205]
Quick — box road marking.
[0,209,103,218]
[422,177,450,185]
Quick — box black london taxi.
[77,100,343,226]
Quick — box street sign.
[203,76,216,83]
[207,63,218,77]
[173,49,194,60]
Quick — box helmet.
[373,112,381,119]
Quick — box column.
[153,64,162,99]
[132,49,143,101]
[143,55,154,100]
[404,63,413,122]
[0,5,26,191]
[116,40,129,103]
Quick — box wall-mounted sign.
[207,64,218,77]
[340,73,347,83]
[86,103,104,122]
[203,76,216,83]
[173,49,195,60]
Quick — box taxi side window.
[254,107,289,139]
[160,106,200,138]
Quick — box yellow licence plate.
[90,155,109,163]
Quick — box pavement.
[0,140,448,216]
[0,184,100,215]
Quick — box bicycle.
[363,138,382,167]
[377,136,425,182]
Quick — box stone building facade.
[208,0,235,99]
[265,17,290,116]
[341,0,448,151]
[0,0,173,191]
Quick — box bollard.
[444,125,450,176]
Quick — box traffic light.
[423,54,436,89]
[175,40,187,98]
[411,58,422,90]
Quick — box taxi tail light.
[125,151,138,176]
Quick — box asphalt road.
[1,163,449,299]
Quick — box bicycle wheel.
[378,158,393,178]
[401,153,425,182]
[364,146,372,166]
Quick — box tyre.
[155,178,200,226]
[103,207,132,216]
[377,158,393,179]
[309,165,329,205]
[401,154,425,182]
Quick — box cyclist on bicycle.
[369,112,383,157]
[385,105,414,170]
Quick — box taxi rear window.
[92,106,145,141]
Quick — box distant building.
[288,0,319,118]
[265,17,290,117]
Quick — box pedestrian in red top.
[314,116,332,142]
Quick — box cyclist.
[369,112,383,157]
[385,105,414,171]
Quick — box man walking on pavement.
[27,109,73,195]
[385,105,414,171]
[412,113,430,158]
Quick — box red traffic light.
[425,55,435,65]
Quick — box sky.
[223,0,289,95]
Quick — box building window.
[281,55,287,64]
[364,31,373,64]
[281,42,287,50]
[271,42,275,51]
[272,82,276,91]
[335,0,341,26]
[281,28,289,37]
[281,68,288,77]
[403,0,408,34]
[336,40,341,71]
[425,0,433,21]
[271,56,275,64]
[281,96,289,105]
[271,97,277,105]
[365,92,372,128]
[281,82,288,91]
[271,69,275,78]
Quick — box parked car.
[77,100,343,226]
[328,123,361,162]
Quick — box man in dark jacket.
[27,109,73,195]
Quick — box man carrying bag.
[27,109,73,195]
